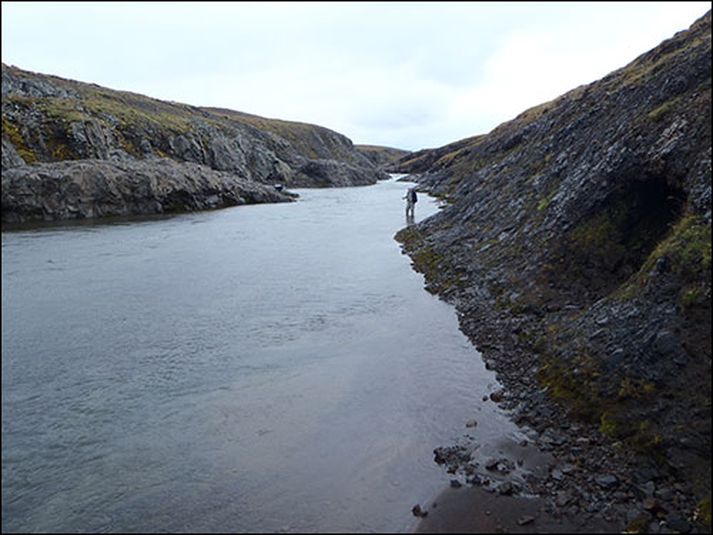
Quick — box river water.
[2,177,526,533]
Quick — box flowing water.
[2,177,527,533]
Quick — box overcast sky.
[2,2,710,151]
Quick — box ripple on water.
[2,179,520,533]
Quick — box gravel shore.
[407,290,708,533]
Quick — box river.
[1,177,527,532]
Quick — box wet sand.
[414,487,620,533]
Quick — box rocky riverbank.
[406,298,707,533]
[397,11,711,534]
[1,158,295,224]
[1,63,389,222]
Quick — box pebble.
[485,458,500,471]
[517,515,536,525]
[595,474,619,489]
[655,488,674,501]
[555,491,572,507]
[497,481,515,495]
[489,390,506,402]
[626,508,644,522]
[639,481,656,497]
[665,515,691,533]
[411,504,428,518]
[643,497,661,512]
[560,463,577,474]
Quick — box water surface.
[2,178,526,532]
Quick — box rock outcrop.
[2,64,388,222]
[1,158,294,223]
[355,144,411,169]
[396,11,711,529]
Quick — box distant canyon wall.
[1,64,390,222]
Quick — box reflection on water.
[2,178,525,532]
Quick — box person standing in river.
[404,187,417,219]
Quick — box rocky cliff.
[355,144,411,169]
[396,11,711,531]
[1,158,294,223]
[2,64,388,222]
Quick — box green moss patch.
[395,226,466,294]
[83,89,193,134]
[698,495,712,529]
[2,117,37,164]
[619,213,712,301]
[536,185,558,212]
[649,214,711,278]
[537,353,604,422]
[538,350,669,458]
[556,175,687,300]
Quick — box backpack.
[410,190,418,203]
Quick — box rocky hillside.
[1,64,388,222]
[396,11,711,531]
[355,144,411,169]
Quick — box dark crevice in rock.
[555,172,688,302]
